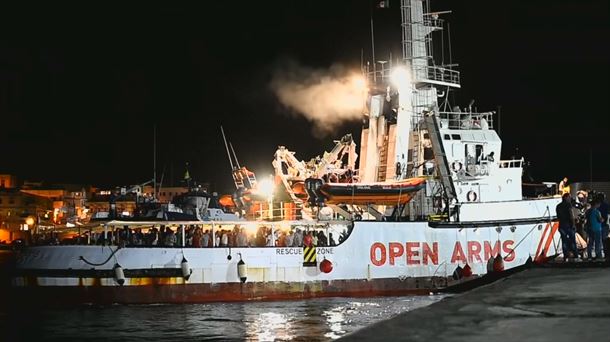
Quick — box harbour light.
[25,217,35,226]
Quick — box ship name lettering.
[451,240,515,264]
[370,242,439,266]
[371,240,515,266]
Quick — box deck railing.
[438,111,495,130]
[498,158,524,169]
[368,65,460,87]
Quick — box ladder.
[377,137,388,181]
[422,112,456,202]
[411,127,420,177]
[232,168,257,190]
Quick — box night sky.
[1,0,608,192]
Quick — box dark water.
[1,295,445,341]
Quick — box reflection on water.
[3,295,445,341]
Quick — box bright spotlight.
[390,66,411,91]
[257,178,275,199]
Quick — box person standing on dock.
[587,200,604,260]
[556,193,577,260]
[596,193,610,260]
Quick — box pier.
[342,264,610,341]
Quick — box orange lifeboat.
[319,178,426,205]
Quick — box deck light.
[390,66,411,92]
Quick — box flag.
[377,0,390,9]
[184,162,191,180]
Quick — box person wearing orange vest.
[558,177,570,195]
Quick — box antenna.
[370,13,376,82]
[229,142,241,169]
[448,22,453,65]
[184,162,191,188]
[220,126,235,171]
[157,164,166,199]
[497,105,502,135]
[590,148,593,189]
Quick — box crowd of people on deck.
[556,183,609,261]
[32,224,351,248]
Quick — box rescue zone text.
[276,247,334,255]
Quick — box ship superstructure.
[273,0,528,224]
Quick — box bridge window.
[451,134,461,140]
[443,134,450,140]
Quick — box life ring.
[451,161,463,172]
[467,190,478,202]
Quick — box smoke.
[270,61,367,137]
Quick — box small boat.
[320,178,426,205]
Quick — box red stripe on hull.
[10,277,453,306]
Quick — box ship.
[10,0,561,305]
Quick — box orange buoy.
[319,258,333,273]
[462,263,473,277]
[492,254,505,272]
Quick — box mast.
[229,142,241,169]
[360,1,461,189]
[395,0,460,177]
[220,126,235,171]
[370,12,376,82]
[153,124,157,200]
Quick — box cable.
[79,245,122,267]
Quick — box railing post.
[103,224,108,246]
[181,224,185,247]
[211,222,215,247]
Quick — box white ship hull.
[11,198,560,304]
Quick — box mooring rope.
[503,207,551,260]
